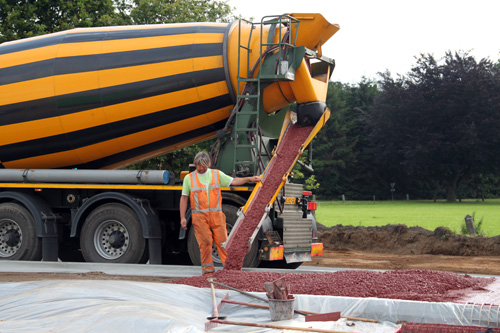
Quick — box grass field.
[315,199,500,236]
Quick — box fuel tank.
[0,14,338,169]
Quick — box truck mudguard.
[70,192,162,263]
[0,191,58,261]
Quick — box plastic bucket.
[268,298,295,321]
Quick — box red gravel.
[173,269,493,303]
[398,322,500,332]
[224,124,313,270]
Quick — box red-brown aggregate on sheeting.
[399,322,500,333]
[224,124,313,270]
[173,269,493,303]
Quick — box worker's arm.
[180,195,189,230]
[230,175,261,186]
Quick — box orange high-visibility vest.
[189,169,222,214]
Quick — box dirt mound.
[318,224,500,256]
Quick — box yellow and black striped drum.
[0,23,236,169]
[0,14,338,170]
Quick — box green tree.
[0,0,232,43]
[125,140,215,176]
[313,79,380,199]
[128,0,232,24]
[367,51,500,202]
[0,0,124,43]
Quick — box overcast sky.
[227,0,500,83]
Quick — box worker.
[180,151,261,275]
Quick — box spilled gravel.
[173,269,493,303]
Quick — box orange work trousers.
[191,210,227,275]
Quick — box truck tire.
[188,204,259,268]
[0,202,42,261]
[80,203,146,263]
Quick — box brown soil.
[318,224,500,257]
[304,223,500,276]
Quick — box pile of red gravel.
[173,269,493,303]
[224,124,313,270]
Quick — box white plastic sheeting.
[0,280,399,332]
[0,280,495,332]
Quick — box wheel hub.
[0,219,22,258]
[4,229,21,247]
[108,230,125,249]
[94,220,129,260]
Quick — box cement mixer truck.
[0,13,339,268]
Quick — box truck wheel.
[0,203,42,261]
[80,203,146,263]
[187,204,259,268]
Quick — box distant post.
[390,183,395,201]
[464,214,476,235]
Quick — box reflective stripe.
[202,263,215,275]
[193,192,200,212]
[191,187,205,191]
[193,207,222,214]
[191,184,206,191]
[211,170,221,189]
[216,190,221,208]
[210,170,222,212]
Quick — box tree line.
[2,1,499,202]
[312,52,500,202]
[0,0,232,43]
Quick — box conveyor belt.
[224,110,329,270]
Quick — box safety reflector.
[302,191,312,196]
[307,202,317,210]
[269,245,284,260]
[311,243,323,257]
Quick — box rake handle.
[210,319,352,333]
[207,278,219,318]
[209,280,268,302]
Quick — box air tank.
[0,14,338,170]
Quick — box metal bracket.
[221,209,246,249]
[248,203,272,248]
[22,169,29,182]
[136,170,143,184]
